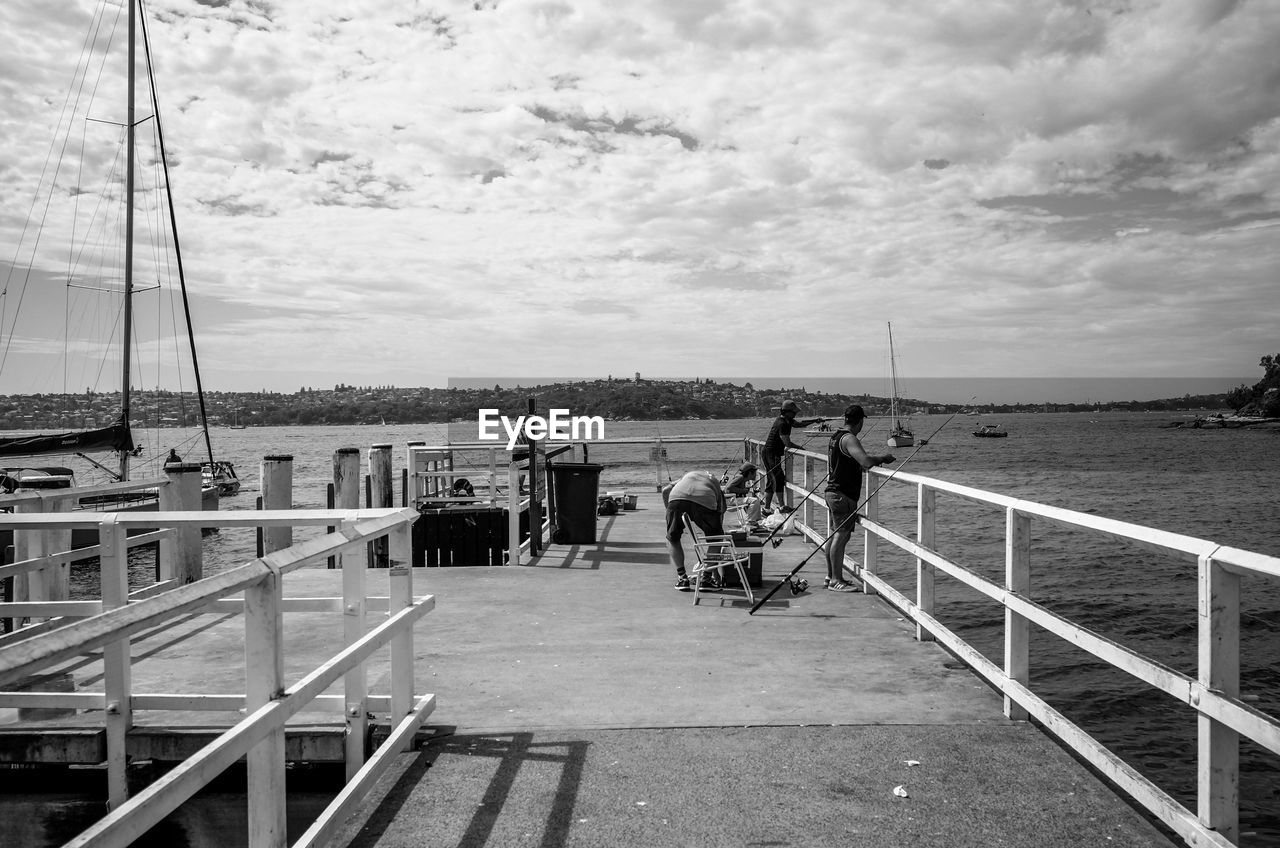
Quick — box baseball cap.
[781,400,799,413]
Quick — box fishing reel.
[787,577,808,595]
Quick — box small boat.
[803,422,837,436]
[886,323,915,447]
[973,424,1009,438]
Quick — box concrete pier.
[0,493,1177,846]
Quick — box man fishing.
[759,400,828,513]
[823,404,896,592]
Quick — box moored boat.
[973,423,1008,438]
[886,322,915,447]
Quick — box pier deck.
[2,493,1178,847]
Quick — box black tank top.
[826,429,863,499]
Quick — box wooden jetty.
[1,437,1277,847]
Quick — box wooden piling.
[369,444,392,568]
[331,448,361,570]
[260,455,293,554]
[161,462,203,584]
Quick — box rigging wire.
[2,2,121,382]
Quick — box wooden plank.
[916,484,935,643]
[1198,553,1240,842]
[100,518,131,809]
[245,567,286,847]
[1005,507,1031,721]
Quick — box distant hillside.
[0,377,1232,429]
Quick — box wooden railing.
[0,504,433,848]
[747,437,1279,848]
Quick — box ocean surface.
[10,412,1280,842]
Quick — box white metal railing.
[747,437,1279,848]
[0,505,434,848]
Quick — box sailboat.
[0,0,236,510]
[886,323,915,448]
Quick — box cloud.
[0,0,1277,393]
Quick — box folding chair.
[682,513,756,606]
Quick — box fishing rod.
[748,401,975,615]
[753,471,830,550]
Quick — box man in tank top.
[823,405,896,592]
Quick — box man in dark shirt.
[823,404,896,592]
[760,400,826,512]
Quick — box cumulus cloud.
[1,0,1277,393]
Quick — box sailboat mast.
[888,322,898,424]
[119,0,137,482]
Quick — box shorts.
[823,490,861,531]
[665,499,724,542]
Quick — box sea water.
[12,412,1280,842]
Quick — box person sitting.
[725,462,758,497]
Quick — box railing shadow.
[348,731,589,848]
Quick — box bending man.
[662,469,727,591]
[823,405,896,592]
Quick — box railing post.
[14,495,71,619]
[160,462,203,584]
[1197,552,1240,843]
[99,516,132,809]
[260,455,293,554]
[861,470,878,595]
[389,521,414,745]
[916,484,935,642]
[245,566,286,847]
[527,397,542,556]
[803,455,815,529]
[370,444,393,568]
[488,448,499,507]
[783,452,794,511]
[342,516,367,780]
[1004,507,1031,721]
[508,461,521,566]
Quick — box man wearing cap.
[759,400,826,512]
[824,404,896,592]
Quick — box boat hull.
[888,434,915,447]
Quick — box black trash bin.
[548,462,604,544]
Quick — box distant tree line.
[1225,354,1280,416]
[0,374,1248,430]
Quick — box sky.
[1,0,1277,400]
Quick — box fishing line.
[748,400,976,615]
